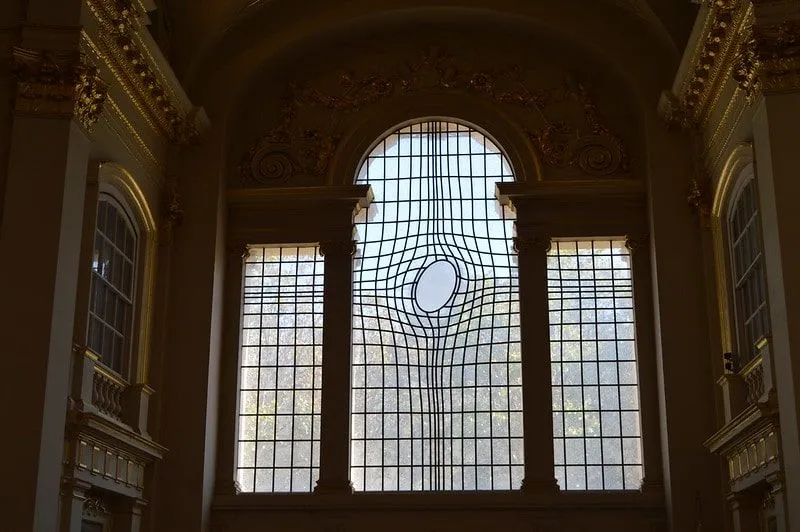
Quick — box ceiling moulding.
[82,0,209,145]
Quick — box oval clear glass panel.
[415,260,457,312]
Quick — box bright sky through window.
[351,120,522,491]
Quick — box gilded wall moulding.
[675,0,749,128]
[733,19,800,99]
[241,48,629,184]
[11,47,108,131]
[83,0,203,144]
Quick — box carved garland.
[11,47,108,131]
[241,48,629,184]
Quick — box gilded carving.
[688,179,712,218]
[242,48,629,184]
[11,47,107,130]
[82,496,109,518]
[733,19,800,98]
[84,0,202,144]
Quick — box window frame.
[86,192,140,378]
[724,172,772,368]
[221,117,659,504]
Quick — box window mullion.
[513,229,559,493]
[314,237,356,494]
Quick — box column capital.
[513,234,551,255]
[226,244,252,262]
[733,16,800,100]
[11,47,107,131]
[314,479,354,495]
[520,477,559,494]
[624,234,650,254]
[319,239,356,257]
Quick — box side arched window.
[87,194,138,377]
[728,177,771,366]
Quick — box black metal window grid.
[351,120,523,491]
[548,240,643,490]
[730,179,771,365]
[87,196,137,375]
[237,246,324,492]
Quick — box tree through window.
[350,120,523,491]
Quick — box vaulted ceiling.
[157,0,697,88]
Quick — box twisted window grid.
[236,246,324,493]
[548,240,643,491]
[730,179,770,364]
[351,121,523,491]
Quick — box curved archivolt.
[351,120,523,491]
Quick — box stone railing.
[92,365,126,420]
[71,345,153,435]
[742,355,765,405]
[718,337,775,423]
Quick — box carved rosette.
[11,47,107,130]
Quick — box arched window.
[87,194,138,376]
[350,120,522,491]
[728,176,771,366]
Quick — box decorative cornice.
[11,47,107,131]
[83,0,208,145]
[241,48,629,184]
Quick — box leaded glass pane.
[548,240,643,491]
[87,197,136,375]
[237,246,324,493]
[351,120,522,491]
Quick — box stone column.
[214,244,251,496]
[0,44,104,530]
[314,237,356,494]
[513,230,559,493]
[752,91,800,529]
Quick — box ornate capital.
[11,47,107,130]
[227,244,252,262]
[733,19,800,98]
[513,235,551,255]
[624,234,649,254]
[319,239,356,257]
